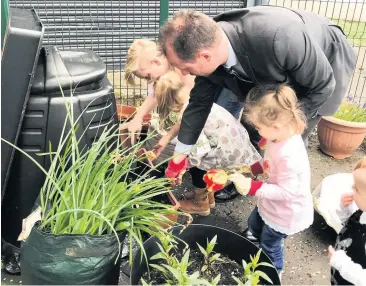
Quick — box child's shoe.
[242,228,259,244]
[183,188,215,208]
[179,188,210,216]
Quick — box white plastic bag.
[313,173,357,233]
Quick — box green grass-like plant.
[333,101,366,122]
[1,80,181,264]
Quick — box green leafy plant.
[1,80,182,264]
[149,233,181,276]
[210,273,221,286]
[151,248,210,286]
[197,235,224,274]
[143,234,218,286]
[232,249,275,286]
[143,234,224,285]
[333,101,366,122]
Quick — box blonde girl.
[121,39,194,145]
[230,84,313,276]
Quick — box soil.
[187,250,242,284]
[141,249,242,285]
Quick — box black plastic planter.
[130,224,281,285]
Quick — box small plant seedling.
[150,233,179,268]
[210,274,221,286]
[144,234,219,285]
[151,249,210,285]
[232,249,275,286]
[197,235,224,274]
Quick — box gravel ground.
[2,134,365,285]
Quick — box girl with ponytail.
[231,84,313,278]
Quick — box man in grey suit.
[159,6,356,202]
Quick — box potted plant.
[2,95,181,285]
[117,103,152,123]
[130,224,280,285]
[317,100,366,159]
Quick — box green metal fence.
[8,0,366,107]
[160,0,170,27]
[1,0,9,49]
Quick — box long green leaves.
[2,77,183,264]
[232,249,275,286]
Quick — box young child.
[228,84,314,275]
[143,71,262,216]
[121,39,195,143]
[328,156,366,285]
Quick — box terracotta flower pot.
[117,104,152,149]
[317,116,366,159]
[116,104,151,123]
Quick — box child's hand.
[153,135,170,158]
[228,173,252,195]
[341,192,354,207]
[120,118,143,145]
[328,245,336,260]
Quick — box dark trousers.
[189,167,206,188]
[248,207,287,272]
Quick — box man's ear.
[152,58,160,66]
[200,50,212,62]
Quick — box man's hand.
[165,155,188,185]
[153,135,171,158]
[341,192,354,207]
[120,118,143,145]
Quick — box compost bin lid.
[31,46,107,95]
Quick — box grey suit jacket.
[178,6,356,146]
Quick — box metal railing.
[1,0,9,49]
[264,0,365,107]
[8,0,365,107]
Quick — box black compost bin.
[130,224,281,285]
[1,46,117,251]
[1,8,44,197]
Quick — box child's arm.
[153,101,187,157]
[130,95,158,125]
[154,121,181,157]
[330,248,366,285]
[120,95,158,144]
[247,154,304,200]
